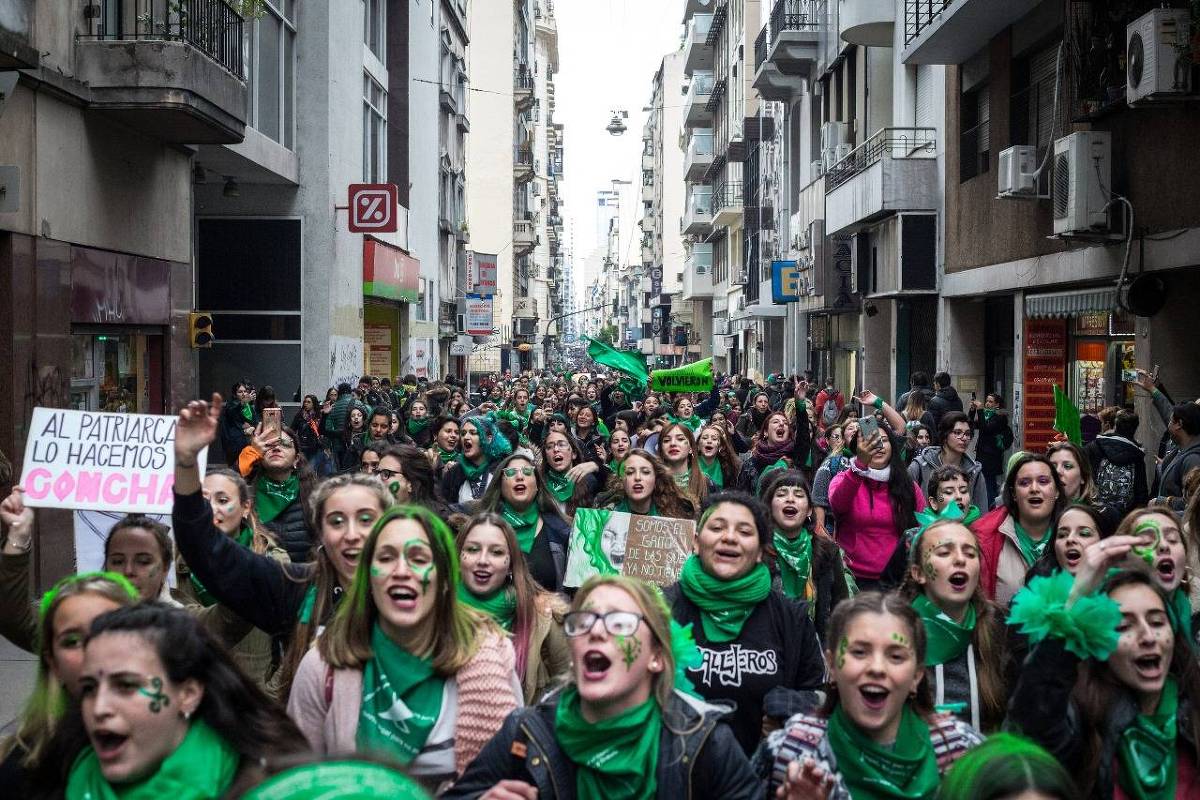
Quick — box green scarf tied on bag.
[698,456,724,488]
[456,582,517,631]
[1012,521,1051,566]
[357,625,445,765]
[912,594,976,665]
[66,719,240,800]
[555,686,661,800]
[544,469,576,503]
[678,555,771,643]
[827,705,941,800]
[255,473,300,524]
[190,525,254,607]
[1117,675,1178,800]
[501,501,540,553]
[772,530,814,606]
[406,417,430,437]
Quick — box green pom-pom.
[1008,571,1122,660]
[669,620,703,699]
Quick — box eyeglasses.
[503,466,535,478]
[563,610,645,638]
[378,468,401,481]
[546,441,572,451]
[950,429,972,439]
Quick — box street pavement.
[0,636,36,737]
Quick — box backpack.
[821,392,841,427]
[1094,457,1136,515]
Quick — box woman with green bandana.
[237,422,317,564]
[599,450,696,520]
[759,470,854,643]
[476,452,571,592]
[968,392,1014,509]
[287,505,522,790]
[607,427,632,468]
[445,574,759,800]
[763,592,983,800]
[506,387,533,432]
[439,415,513,507]
[971,453,1067,607]
[0,564,137,797]
[1113,507,1193,646]
[455,512,570,703]
[571,405,608,456]
[900,518,1008,732]
[1026,502,1110,580]
[736,410,812,497]
[424,416,460,479]
[218,379,258,467]
[538,430,604,519]
[403,399,434,448]
[663,491,826,754]
[812,420,858,541]
[59,604,306,800]
[656,422,712,508]
[1008,560,1200,799]
[668,396,704,434]
[696,423,741,490]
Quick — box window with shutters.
[914,65,934,129]
[959,83,990,182]
[1010,41,1061,191]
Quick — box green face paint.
[138,676,169,713]
[615,633,642,670]
[1133,519,1163,566]
[369,565,385,578]
[400,538,436,594]
[891,632,910,648]
[836,636,848,669]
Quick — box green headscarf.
[190,525,253,607]
[912,593,976,666]
[357,624,445,764]
[827,704,940,800]
[544,468,576,503]
[456,582,516,631]
[698,455,724,488]
[677,555,771,643]
[501,501,540,553]
[66,719,239,800]
[555,686,660,800]
[1117,675,1178,800]
[255,473,300,523]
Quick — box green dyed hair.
[38,571,139,622]
[936,733,1079,800]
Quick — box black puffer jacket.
[263,498,314,564]
[1084,434,1149,533]
[444,689,760,800]
[920,386,964,443]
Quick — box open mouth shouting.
[630,482,648,499]
[779,503,801,525]
[384,584,419,612]
[91,728,130,765]
[1062,547,1083,570]
[1133,653,1165,682]
[1154,556,1178,588]
[581,649,613,682]
[509,481,530,500]
[946,571,971,593]
[549,449,569,469]
[469,567,495,590]
[338,546,362,576]
[858,684,891,713]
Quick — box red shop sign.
[1022,318,1067,452]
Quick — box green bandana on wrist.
[698,456,724,488]
[1117,676,1178,800]
[255,473,300,524]
[555,686,661,800]
[912,594,976,666]
[1012,521,1051,566]
[190,525,254,607]
[501,501,540,553]
[406,417,430,436]
[544,468,576,503]
[678,555,771,643]
[357,624,445,765]
[772,530,814,607]
[66,719,239,800]
[456,582,516,631]
[827,705,940,800]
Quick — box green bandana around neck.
[406,417,430,436]
[614,499,658,516]
[544,468,576,503]
[678,555,771,643]
[1117,676,1178,800]
[190,525,253,607]
[501,500,540,553]
[1012,520,1051,566]
[698,455,724,488]
[456,582,516,631]
[436,445,457,464]
[912,593,976,666]
[554,686,661,800]
[773,530,814,608]
[457,452,489,481]
[66,718,239,800]
[827,704,940,800]
[668,413,702,433]
[255,473,300,524]
[357,624,446,765]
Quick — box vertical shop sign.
[364,324,392,377]
[1022,319,1067,452]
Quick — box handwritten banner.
[21,408,206,514]
[650,358,713,394]
[564,508,695,588]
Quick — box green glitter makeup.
[615,633,642,670]
[891,632,910,648]
[836,636,849,669]
[138,676,169,713]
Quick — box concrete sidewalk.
[0,637,36,737]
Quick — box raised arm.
[0,488,38,653]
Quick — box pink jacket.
[287,631,521,777]
[828,465,926,580]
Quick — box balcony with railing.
[825,127,938,234]
[75,0,247,144]
[684,13,715,73]
[712,180,744,229]
[514,65,535,110]
[684,129,714,181]
[753,0,821,100]
[683,243,714,299]
[514,215,537,256]
[901,0,1041,65]
[684,71,715,128]
[840,0,895,47]
[683,185,713,234]
[514,146,535,182]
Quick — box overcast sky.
[555,0,686,302]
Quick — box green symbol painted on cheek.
[369,565,385,578]
[836,636,848,669]
[615,634,642,670]
[138,677,169,713]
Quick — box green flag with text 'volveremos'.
[585,337,649,391]
[651,358,713,394]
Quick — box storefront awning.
[1024,287,1117,319]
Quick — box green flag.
[585,337,649,389]
[1052,384,1081,446]
[651,358,713,394]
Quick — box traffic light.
[188,312,214,348]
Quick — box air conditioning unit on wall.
[1127,8,1192,104]
[998,145,1039,197]
[1052,131,1111,236]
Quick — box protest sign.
[564,508,695,588]
[650,358,713,394]
[21,408,205,515]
